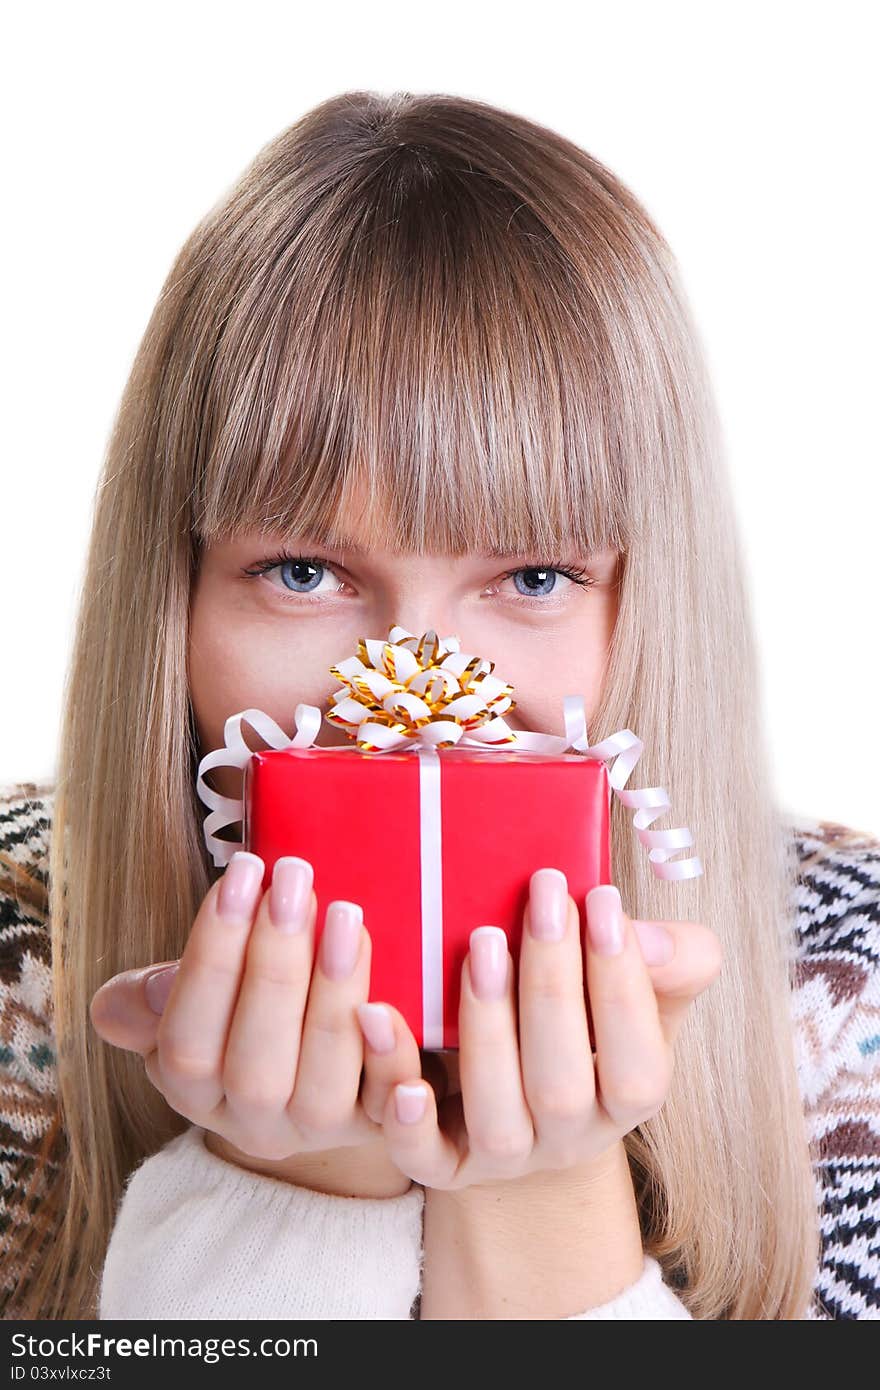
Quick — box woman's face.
[188,503,621,802]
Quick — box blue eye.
[510,567,566,597]
[240,553,344,598]
[272,558,327,594]
[497,560,596,601]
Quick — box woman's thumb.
[90,962,179,1054]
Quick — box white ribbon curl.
[195,624,703,882]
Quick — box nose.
[383,609,461,646]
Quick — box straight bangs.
[187,138,655,562]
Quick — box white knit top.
[98,1124,692,1320]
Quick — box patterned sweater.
[1,783,879,1319]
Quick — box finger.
[90,962,180,1055]
[584,885,671,1133]
[631,918,724,1047]
[380,1074,467,1188]
[143,1045,164,1095]
[220,857,317,1130]
[356,1002,425,1122]
[518,869,596,1156]
[288,900,372,1139]
[457,927,534,1171]
[155,851,265,1117]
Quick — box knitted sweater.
[1,784,878,1319]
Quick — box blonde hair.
[15,90,819,1318]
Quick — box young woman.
[1,90,877,1321]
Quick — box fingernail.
[218,852,264,922]
[356,1002,396,1054]
[269,857,314,932]
[528,867,568,941]
[145,964,179,1014]
[469,926,509,1000]
[395,1084,427,1124]
[319,901,363,980]
[586,885,624,956]
[633,919,675,966]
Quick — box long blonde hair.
[15,90,819,1318]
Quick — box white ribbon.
[195,624,704,883]
[417,748,444,1049]
[195,704,323,869]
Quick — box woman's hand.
[89,851,425,1196]
[354,870,722,1190]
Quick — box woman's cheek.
[498,646,609,736]
[189,613,360,801]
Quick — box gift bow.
[195,624,703,881]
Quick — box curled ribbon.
[195,624,703,881]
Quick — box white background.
[3,1,877,833]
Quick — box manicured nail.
[469,926,509,1000]
[528,867,568,941]
[586,885,624,956]
[356,1002,396,1054]
[145,964,179,1014]
[395,1084,427,1124]
[319,901,363,979]
[633,919,675,966]
[218,852,264,922]
[269,857,314,932]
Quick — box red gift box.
[243,744,611,1050]
[196,626,702,1055]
